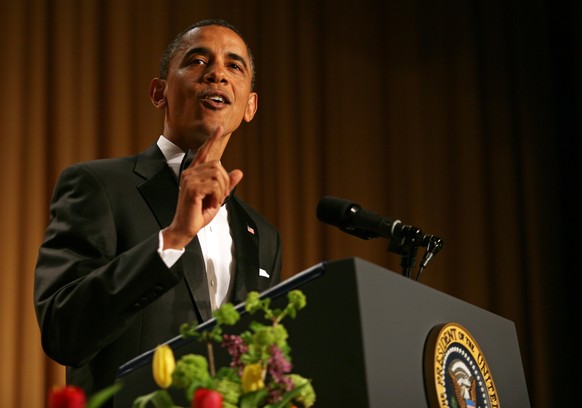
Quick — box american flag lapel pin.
[247,225,255,235]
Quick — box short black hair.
[159,19,256,89]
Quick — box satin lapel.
[182,237,212,321]
[135,144,212,321]
[228,197,260,304]
[137,168,178,228]
[135,144,178,228]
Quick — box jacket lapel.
[134,143,212,321]
[134,144,178,228]
[181,239,212,321]
[228,197,260,304]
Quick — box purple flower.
[266,345,294,402]
[221,334,248,374]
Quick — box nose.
[203,62,228,84]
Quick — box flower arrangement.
[133,289,316,408]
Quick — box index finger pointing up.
[192,126,230,166]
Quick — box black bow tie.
[179,149,195,178]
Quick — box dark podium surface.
[115,257,530,407]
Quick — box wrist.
[161,227,192,250]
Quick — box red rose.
[49,386,86,408]
[192,388,223,408]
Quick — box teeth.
[208,95,225,103]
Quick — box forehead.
[176,25,250,61]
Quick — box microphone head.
[316,196,357,227]
[316,196,376,239]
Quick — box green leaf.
[215,367,240,382]
[245,292,262,314]
[86,382,123,408]
[249,321,266,333]
[212,331,223,343]
[270,383,307,408]
[214,303,240,326]
[180,322,199,339]
[132,390,175,408]
[240,388,269,408]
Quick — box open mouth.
[207,95,227,103]
[202,91,231,106]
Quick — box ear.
[243,92,258,123]
[149,78,167,109]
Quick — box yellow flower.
[152,344,176,389]
[241,363,265,393]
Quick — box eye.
[228,62,242,71]
[185,56,206,67]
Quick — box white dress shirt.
[156,136,235,310]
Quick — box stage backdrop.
[0,0,580,406]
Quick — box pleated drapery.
[1,0,580,406]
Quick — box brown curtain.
[1,0,580,406]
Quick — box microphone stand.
[416,235,444,281]
[387,225,423,278]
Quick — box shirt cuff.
[157,230,185,268]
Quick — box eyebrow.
[183,47,249,72]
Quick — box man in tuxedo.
[34,19,281,397]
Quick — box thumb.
[229,169,244,192]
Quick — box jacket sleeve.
[34,164,182,367]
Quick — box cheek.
[167,74,196,100]
[167,85,195,110]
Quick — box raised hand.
[162,127,243,250]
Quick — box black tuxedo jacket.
[34,143,282,395]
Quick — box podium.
[114,257,530,407]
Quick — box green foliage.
[179,322,197,338]
[131,390,174,408]
[265,383,308,408]
[180,303,241,344]
[239,388,269,408]
[288,375,316,407]
[172,354,211,390]
[244,292,263,314]
[242,324,291,365]
[214,377,242,405]
[215,303,241,326]
[86,383,123,408]
[215,367,241,382]
[287,290,307,312]
[245,290,307,326]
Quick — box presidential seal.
[424,322,500,408]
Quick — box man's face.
[156,25,258,149]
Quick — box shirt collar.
[156,135,185,178]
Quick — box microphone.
[316,196,404,240]
[317,196,444,280]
